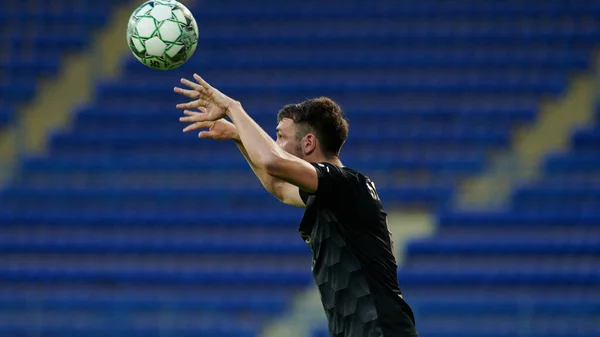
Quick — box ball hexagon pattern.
[126,0,198,70]
[165,44,183,58]
[144,36,168,56]
[158,20,182,43]
[149,4,173,22]
[135,17,156,39]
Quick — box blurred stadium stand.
[1,0,599,336]
[0,0,121,126]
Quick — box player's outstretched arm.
[174,74,320,196]
[174,78,305,207]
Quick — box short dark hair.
[277,97,349,158]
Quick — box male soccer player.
[174,74,419,337]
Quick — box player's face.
[276,118,303,158]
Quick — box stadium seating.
[1,0,599,336]
[397,207,600,337]
[0,0,120,127]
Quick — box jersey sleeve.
[303,162,359,201]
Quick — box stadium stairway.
[0,0,117,126]
[1,0,600,337]
[391,106,600,337]
[0,0,130,181]
[458,62,598,209]
[0,0,126,132]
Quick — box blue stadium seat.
[0,106,12,126]
[0,226,308,255]
[2,0,599,336]
[0,58,61,77]
[0,323,260,337]
[124,49,592,71]
[0,291,291,314]
[544,153,600,173]
[0,0,121,129]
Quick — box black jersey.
[299,162,418,337]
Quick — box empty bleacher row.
[1,0,599,336]
[0,0,121,127]
[391,121,600,336]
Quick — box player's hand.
[180,110,239,141]
[173,73,237,122]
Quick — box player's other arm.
[176,115,304,207]
[234,138,305,207]
[225,102,319,195]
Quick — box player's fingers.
[175,99,202,110]
[183,121,212,132]
[193,73,212,90]
[179,115,196,122]
[183,110,213,122]
[192,98,211,108]
[182,123,198,132]
[179,112,209,122]
[183,110,200,116]
[180,78,205,92]
[181,107,207,117]
[176,102,193,110]
[179,112,211,124]
[173,87,199,99]
[198,130,218,139]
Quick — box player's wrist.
[224,99,242,118]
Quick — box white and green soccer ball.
[127,0,199,70]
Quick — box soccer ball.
[127,0,199,70]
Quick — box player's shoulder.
[314,162,372,190]
[314,162,363,179]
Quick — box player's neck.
[308,154,343,167]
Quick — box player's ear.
[301,133,317,156]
